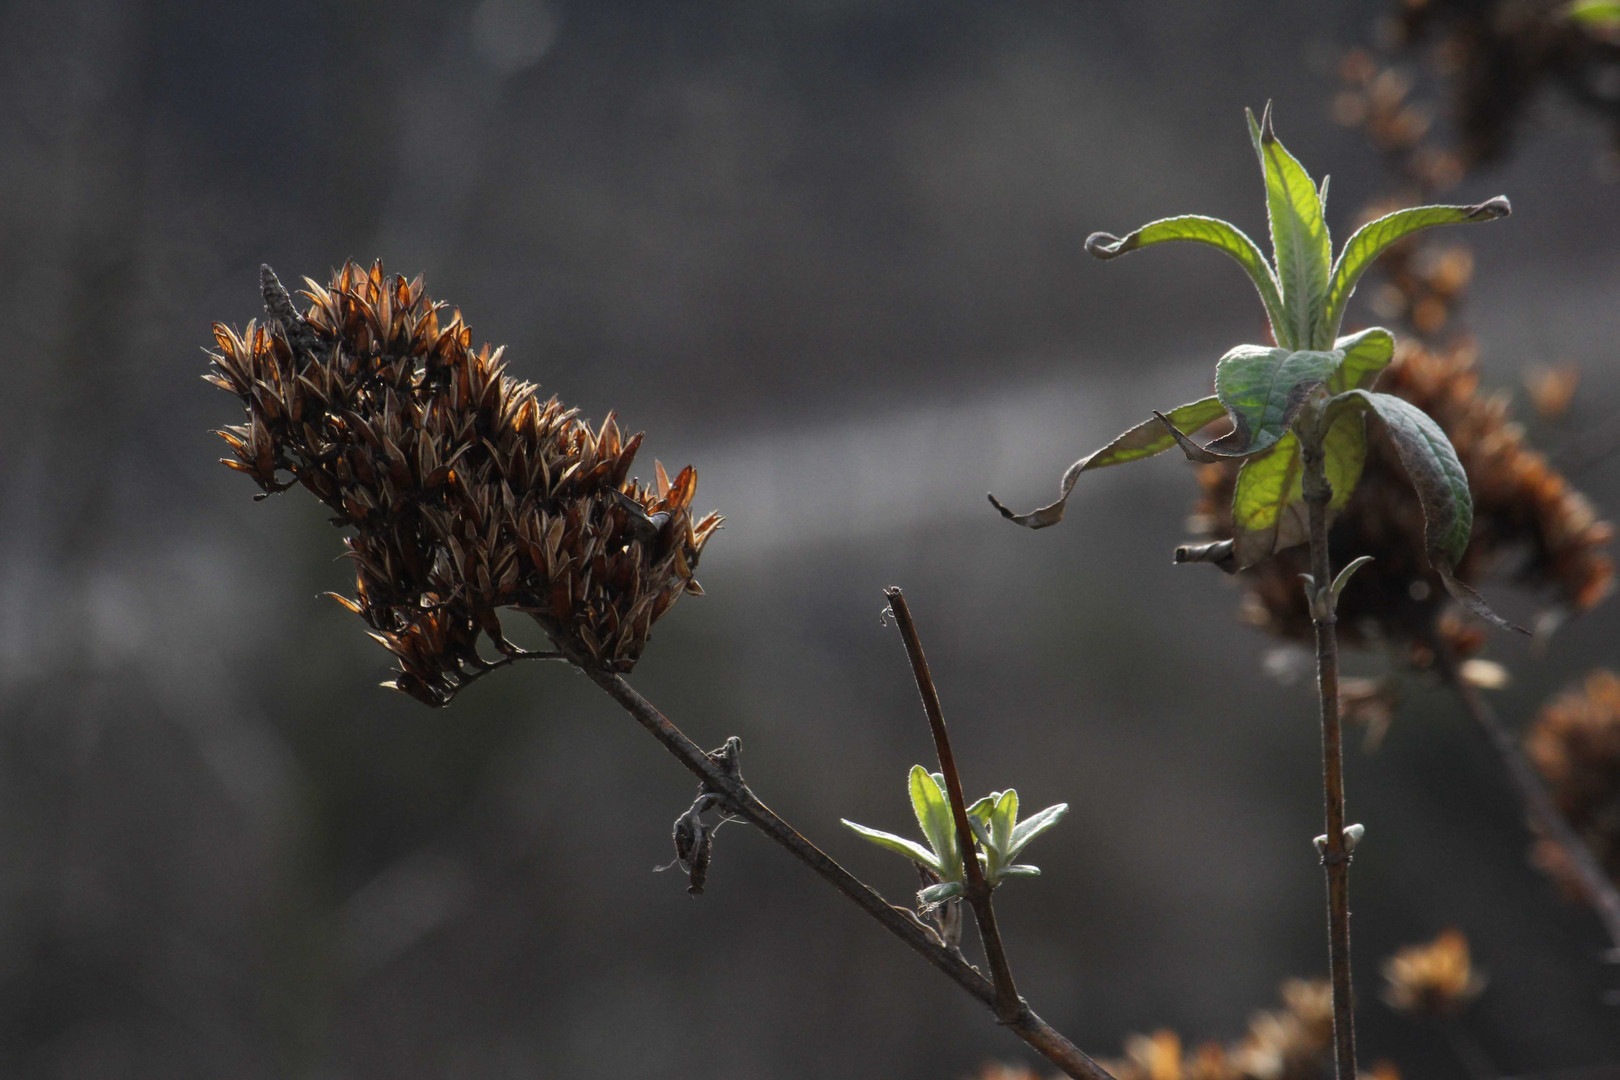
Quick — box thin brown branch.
[574,653,1115,1080]
[882,586,1023,1023]
[1302,436,1359,1080]
[1433,641,1620,960]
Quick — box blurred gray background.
[2,1,1619,1077]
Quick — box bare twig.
[1433,641,1620,960]
[574,651,1115,1080]
[1301,435,1359,1080]
[882,586,1024,1023]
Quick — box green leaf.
[1332,391,1525,633]
[997,864,1042,879]
[1330,555,1375,608]
[1568,0,1620,27]
[1329,327,1395,393]
[841,820,943,874]
[966,794,996,836]
[1006,803,1068,863]
[990,789,1019,855]
[989,395,1227,529]
[1336,392,1472,563]
[909,765,958,874]
[966,812,994,852]
[1321,405,1368,513]
[1229,406,1365,568]
[1085,216,1285,344]
[1231,434,1305,568]
[1322,198,1510,340]
[1251,105,1333,349]
[1215,346,1341,454]
[918,880,964,907]
[1177,346,1341,460]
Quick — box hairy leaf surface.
[1329,327,1395,393]
[1006,803,1068,863]
[841,820,943,873]
[1197,346,1342,458]
[1332,391,1524,632]
[1249,106,1332,348]
[910,766,958,876]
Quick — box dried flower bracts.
[1193,339,1613,654]
[1527,670,1620,903]
[1098,978,1336,1080]
[207,262,721,705]
[1379,928,1485,1019]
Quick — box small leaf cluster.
[842,765,1067,908]
[991,105,1518,630]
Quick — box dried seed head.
[1379,928,1486,1019]
[1194,338,1613,658]
[207,262,721,705]
[1225,979,1334,1080]
[1100,978,1335,1080]
[1526,670,1620,904]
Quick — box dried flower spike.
[1100,977,1335,1080]
[207,262,721,705]
[1380,928,1486,1019]
[1526,670,1620,903]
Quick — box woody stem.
[1302,430,1358,1080]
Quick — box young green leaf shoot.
[989,103,1516,630]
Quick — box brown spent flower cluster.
[974,979,1409,1080]
[972,977,1419,1080]
[1334,50,1465,193]
[208,261,721,705]
[1379,927,1486,1019]
[1102,980,1336,1080]
[1193,337,1614,656]
[1384,0,1620,173]
[1526,670,1620,902]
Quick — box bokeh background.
[2,1,1619,1077]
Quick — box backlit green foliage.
[990,104,1518,630]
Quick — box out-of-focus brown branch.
[882,587,1022,1023]
[577,652,1115,1080]
[1433,642,1620,960]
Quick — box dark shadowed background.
[2,1,1618,1077]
